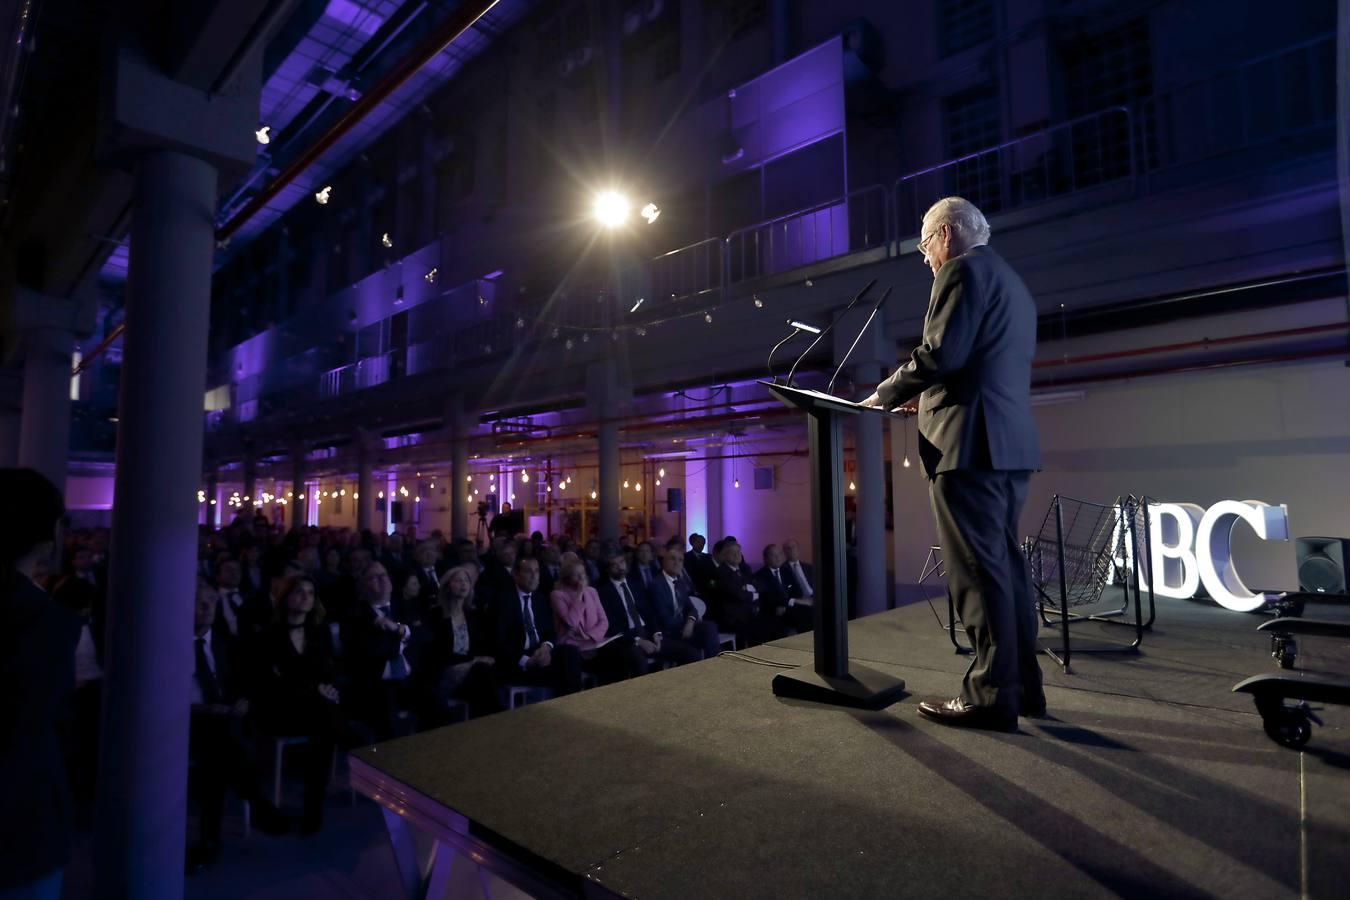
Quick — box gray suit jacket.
[876,244,1041,478]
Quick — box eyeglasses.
[918,226,942,254]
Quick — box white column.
[17,325,75,487]
[96,149,218,899]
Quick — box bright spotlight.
[640,202,660,224]
[593,191,630,227]
[315,185,332,205]
[255,125,271,145]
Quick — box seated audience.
[251,575,343,834]
[629,541,661,594]
[494,557,582,696]
[344,562,419,740]
[412,541,442,613]
[684,532,716,592]
[417,566,499,721]
[782,539,815,601]
[188,583,287,869]
[214,558,268,650]
[646,547,721,661]
[754,543,813,634]
[707,540,786,648]
[596,555,661,678]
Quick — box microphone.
[784,278,877,387]
[765,320,822,383]
[827,285,892,395]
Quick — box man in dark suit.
[646,548,721,661]
[684,533,716,593]
[706,541,786,648]
[213,558,269,652]
[596,554,662,678]
[781,539,815,603]
[754,544,813,634]
[188,585,287,868]
[494,557,581,695]
[343,562,420,739]
[863,196,1044,731]
[411,540,442,614]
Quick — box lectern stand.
[761,381,908,709]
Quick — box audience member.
[0,469,82,899]
[494,557,581,696]
[417,566,499,721]
[646,547,721,661]
[782,539,815,600]
[344,562,418,740]
[188,583,287,869]
[595,555,660,678]
[707,540,785,647]
[754,543,813,633]
[251,575,343,834]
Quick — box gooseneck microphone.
[784,278,877,387]
[827,285,893,395]
[765,320,822,383]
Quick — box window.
[1060,19,1151,182]
[939,0,995,57]
[942,85,1003,211]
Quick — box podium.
[761,381,908,709]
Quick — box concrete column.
[17,325,75,487]
[205,469,219,529]
[241,446,256,504]
[0,369,21,467]
[96,149,218,899]
[445,394,469,543]
[356,431,375,533]
[290,442,307,528]
[853,363,888,617]
[598,420,621,539]
[705,455,724,541]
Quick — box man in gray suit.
[862,197,1044,732]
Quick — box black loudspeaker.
[1295,537,1349,594]
[667,487,682,512]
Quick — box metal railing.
[1135,35,1334,177]
[726,183,891,285]
[894,106,1136,239]
[648,237,725,305]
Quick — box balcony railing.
[726,184,891,286]
[1136,35,1334,177]
[649,237,724,305]
[894,106,1136,239]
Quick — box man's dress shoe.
[917,697,1017,732]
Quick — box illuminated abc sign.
[1112,501,1290,613]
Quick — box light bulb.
[414,497,420,503]
[255,125,271,145]
[733,479,740,488]
[635,482,642,492]
[704,312,713,324]
[903,457,911,468]
[521,471,529,483]
[315,185,332,205]
[378,491,384,499]
[590,490,597,499]
[623,480,629,488]
[210,499,217,505]
[353,493,358,499]
[510,494,516,502]
[655,479,661,486]
[849,481,856,490]
[381,232,392,248]
[658,467,665,478]
[298,494,304,499]
[466,475,472,482]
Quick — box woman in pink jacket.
[549,555,611,663]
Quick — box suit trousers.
[930,469,1043,717]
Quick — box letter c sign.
[1142,501,1290,612]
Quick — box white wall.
[891,359,1350,599]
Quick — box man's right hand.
[859,391,883,407]
[681,618,695,640]
[529,644,552,668]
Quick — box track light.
[255,125,271,145]
[315,185,332,205]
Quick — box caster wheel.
[1262,707,1312,749]
[1275,639,1297,670]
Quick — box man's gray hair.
[924,197,991,246]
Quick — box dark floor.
[63,594,1350,898]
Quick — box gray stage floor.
[352,595,1350,899]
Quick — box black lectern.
[761,381,908,709]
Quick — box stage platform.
[351,595,1350,899]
